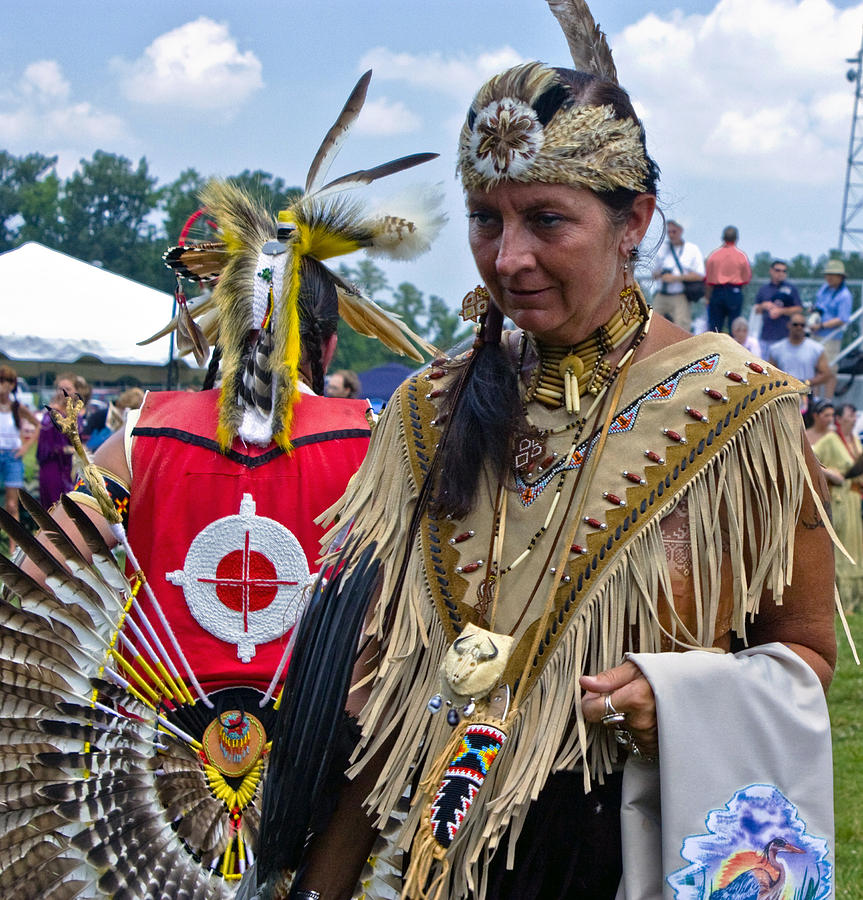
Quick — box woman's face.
[815,406,835,430]
[56,378,75,398]
[467,182,655,346]
[839,406,857,435]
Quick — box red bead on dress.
[663,429,686,443]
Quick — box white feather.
[364,184,447,261]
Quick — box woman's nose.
[495,224,533,276]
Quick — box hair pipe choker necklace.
[528,304,647,415]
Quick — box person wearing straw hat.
[811,258,854,365]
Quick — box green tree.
[161,168,208,245]
[0,151,59,250]
[428,294,470,347]
[228,170,302,211]
[17,170,62,247]
[60,151,162,286]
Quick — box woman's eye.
[468,211,496,227]
[534,213,563,228]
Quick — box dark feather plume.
[247,542,380,898]
[545,0,618,83]
[313,152,440,197]
[305,69,372,193]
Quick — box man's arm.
[809,350,836,388]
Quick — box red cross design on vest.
[167,493,312,662]
[197,530,299,633]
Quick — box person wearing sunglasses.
[753,259,802,360]
[768,314,836,398]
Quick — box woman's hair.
[804,398,835,428]
[0,365,17,384]
[434,68,658,518]
[332,369,361,398]
[116,387,145,411]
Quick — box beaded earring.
[618,249,640,324]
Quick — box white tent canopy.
[0,242,178,365]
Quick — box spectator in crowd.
[0,365,40,552]
[36,372,82,508]
[811,259,854,361]
[806,399,863,611]
[106,387,146,432]
[753,259,802,359]
[769,314,836,398]
[651,219,705,332]
[730,316,761,355]
[704,225,752,334]
[84,402,111,452]
[326,369,361,399]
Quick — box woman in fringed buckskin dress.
[260,5,839,900]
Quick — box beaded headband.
[458,61,650,194]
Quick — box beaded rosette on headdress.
[458,61,649,194]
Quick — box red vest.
[126,389,370,694]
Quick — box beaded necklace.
[472,307,653,632]
[524,306,645,415]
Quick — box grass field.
[831,611,863,899]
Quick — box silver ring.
[601,693,626,727]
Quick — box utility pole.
[839,29,863,251]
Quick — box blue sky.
[2,0,863,319]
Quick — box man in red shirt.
[704,225,752,334]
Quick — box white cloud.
[0,60,125,151]
[615,0,863,185]
[355,97,421,136]
[19,61,70,102]
[112,17,263,113]
[359,46,526,102]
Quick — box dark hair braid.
[304,316,325,395]
[432,307,524,519]
[202,344,223,391]
[298,256,340,396]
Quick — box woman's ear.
[620,193,657,255]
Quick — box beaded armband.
[68,468,131,529]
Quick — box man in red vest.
[4,70,443,896]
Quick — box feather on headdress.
[457,1,650,193]
[153,70,445,451]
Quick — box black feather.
[251,542,380,895]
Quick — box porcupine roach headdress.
[148,70,445,451]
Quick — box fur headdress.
[457,1,650,193]
[147,70,445,451]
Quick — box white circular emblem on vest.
[166,493,311,662]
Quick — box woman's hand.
[580,660,658,759]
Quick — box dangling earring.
[618,250,639,325]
